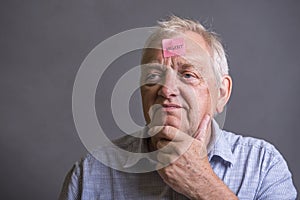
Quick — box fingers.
[157,139,186,155]
[157,151,179,164]
[194,114,211,143]
[156,139,170,149]
[148,114,211,143]
[149,114,211,164]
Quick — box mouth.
[162,103,181,108]
[148,103,182,119]
[160,103,182,111]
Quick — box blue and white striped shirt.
[60,121,297,199]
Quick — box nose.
[157,70,179,98]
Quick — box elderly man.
[60,16,297,199]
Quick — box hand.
[150,115,237,200]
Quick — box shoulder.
[222,130,279,156]
[219,130,297,199]
[221,130,286,171]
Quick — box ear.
[216,75,232,113]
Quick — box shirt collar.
[122,119,235,169]
[208,120,235,167]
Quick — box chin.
[147,117,181,128]
[163,119,181,127]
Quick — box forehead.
[184,31,211,54]
[141,31,211,66]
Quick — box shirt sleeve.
[59,161,83,200]
[255,149,297,200]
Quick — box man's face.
[140,31,218,137]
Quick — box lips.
[148,103,182,118]
[162,103,181,108]
[158,103,182,112]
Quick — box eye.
[147,73,160,80]
[179,71,202,85]
[182,72,195,79]
[144,72,162,85]
[182,72,197,79]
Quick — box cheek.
[141,86,158,121]
[189,87,212,115]
[141,87,157,106]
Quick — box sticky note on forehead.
[162,38,186,58]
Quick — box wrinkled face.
[140,31,219,137]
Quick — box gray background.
[1,0,299,199]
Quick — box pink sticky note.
[162,38,186,58]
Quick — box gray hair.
[142,15,229,86]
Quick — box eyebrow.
[141,56,207,72]
[141,62,165,71]
[177,61,199,69]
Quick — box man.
[60,16,297,199]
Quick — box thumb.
[195,114,211,142]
